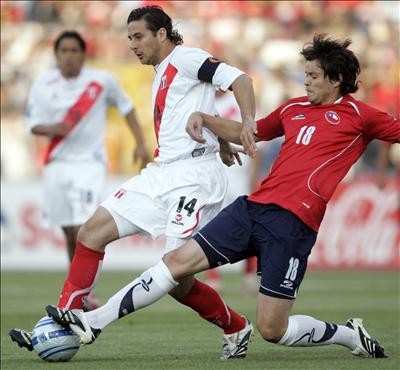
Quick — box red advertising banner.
[309,177,399,270]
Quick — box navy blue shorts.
[193,196,317,299]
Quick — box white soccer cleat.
[45,305,101,345]
[346,318,387,358]
[221,317,254,360]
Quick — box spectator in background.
[1,1,398,178]
[20,30,149,309]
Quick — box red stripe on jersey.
[44,81,103,164]
[153,63,178,158]
[181,205,206,235]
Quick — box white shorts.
[42,160,106,227]
[101,153,228,244]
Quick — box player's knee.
[77,209,118,250]
[162,249,192,281]
[256,320,286,343]
[76,221,93,243]
[163,249,182,271]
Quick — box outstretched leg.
[46,239,254,358]
[255,294,387,358]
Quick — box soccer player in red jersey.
[46,34,398,359]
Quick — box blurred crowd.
[1,0,399,180]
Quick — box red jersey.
[248,95,400,231]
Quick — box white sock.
[278,315,356,349]
[84,260,178,330]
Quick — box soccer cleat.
[9,328,33,351]
[345,318,387,358]
[45,305,101,345]
[221,317,254,360]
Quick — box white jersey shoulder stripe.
[347,101,361,116]
[280,101,311,114]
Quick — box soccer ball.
[31,316,80,362]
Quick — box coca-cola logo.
[311,180,399,269]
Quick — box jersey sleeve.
[211,62,244,92]
[256,105,285,141]
[26,77,52,129]
[360,103,400,143]
[105,73,134,116]
[176,47,244,92]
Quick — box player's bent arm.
[194,112,243,144]
[230,74,258,157]
[230,74,256,124]
[186,111,260,144]
[30,122,70,137]
[124,108,150,168]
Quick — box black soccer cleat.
[346,318,387,358]
[9,328,33,351]
[45,304,101,345]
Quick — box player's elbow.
[233,74,253,89]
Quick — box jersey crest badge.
[325,111,340,125]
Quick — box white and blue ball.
[32,316,80,362]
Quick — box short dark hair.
[127,6,183,45]
[54,31,86,53]
[300,34,360,95]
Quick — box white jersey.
[26,67,134,164]
[152,45,244,162]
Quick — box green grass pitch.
[1,270,399,370]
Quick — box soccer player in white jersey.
[8,29,149,348]
[29,31,149,303]
[10,7,256,359]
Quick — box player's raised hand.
[186,112,206,143]
[240,119,258,158]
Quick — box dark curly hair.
[127,6,183,46]
[300,34,360,95]
[54,30,86,53]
